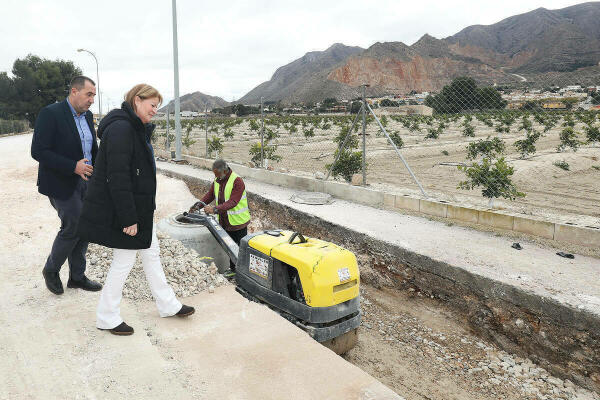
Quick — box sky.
[1,0,587,113]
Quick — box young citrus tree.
[249,142,282,164]
[459,136,523,207]
[182,124,196,149]
[207,136,223,158]
[458,158,524,205]
[326,149,363,182]
[557,127,580,152]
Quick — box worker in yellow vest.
[192,159,251,276]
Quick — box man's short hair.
[70,75,95,90]
[212,159,228,172]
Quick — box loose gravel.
[86,230,229,302]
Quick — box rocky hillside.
[446,2,600,72]
[327,37,510,95]
[237,43,364,104]
[159,91,229,113]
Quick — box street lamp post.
[77,48,102,120]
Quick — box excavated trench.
[164,171,600,400]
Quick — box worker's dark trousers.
[43,180,88,281]
[226,227,248,270]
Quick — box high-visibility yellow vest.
[214,171,251,227]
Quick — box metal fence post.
[205,105,208,158]
[166,105,170,152]
[361,85,367,186]
[365,102,427,197]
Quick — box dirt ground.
[182,169,600,400]
[347,285,599,400]
[161,115,600,227]
[3,132,598,400]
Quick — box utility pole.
[260,96,265,168]
[171,0,182,160]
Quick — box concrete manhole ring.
[290,192,333,205]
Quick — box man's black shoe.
[67,276,102,292]
[98,322,134,336]
[42,269,64,295]
[175,304,195,317]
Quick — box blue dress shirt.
[67,98,93,165]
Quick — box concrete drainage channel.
[160,170,600,400]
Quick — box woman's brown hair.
[124,84,163,111]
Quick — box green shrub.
[388,131,404,148]
[458,157,525,201]
[207,136,223,157]
[249,142,281,164]
[249,119,259,131]
[0,119,29,135]
[326,149,363,182]
[223,128,234,139]
[334,126,359,149]
[584,125,600,144]
[462,123,475,137]
[557,127,580,152]
[514,131,540,158]
[553,160,570,171]
[466,137,505,160]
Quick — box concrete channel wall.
[157,159,600,393]
[161,152,600,248]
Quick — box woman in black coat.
[78,83,194,336]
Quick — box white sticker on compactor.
[249,254,269,279]
[338,267,351,283]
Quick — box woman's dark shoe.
[176,304,195,317]
[98,322,134,336]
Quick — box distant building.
[560,85,583,93]
[376,105,433,116]
[542,101,566,110]
[507,102,524,109]
[324,105,347,113]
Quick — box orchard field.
[153,110,600,226]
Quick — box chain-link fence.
[153,75,600,226]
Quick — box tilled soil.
[346,285,599,400]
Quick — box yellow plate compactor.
[182,209,361,354]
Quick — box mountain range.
[174,2,600,108]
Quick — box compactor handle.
[288,232,307,245]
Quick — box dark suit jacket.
[31,99,98,200]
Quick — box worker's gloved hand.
[189,201,204,213]
[204,205,216,215]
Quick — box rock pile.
[85,231,229,301]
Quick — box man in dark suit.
[31,75,102,295]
